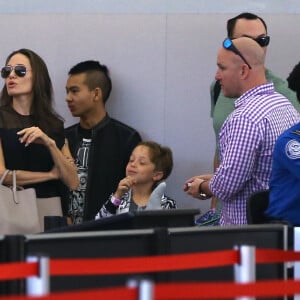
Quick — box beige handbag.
[0,170,41,234]
[36,196,63,231]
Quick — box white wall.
[0,1,299,213]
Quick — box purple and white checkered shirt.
[210,82,300,225]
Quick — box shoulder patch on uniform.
[285,139,300,159]
[291,130,300,136]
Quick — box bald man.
[184,37,300,225]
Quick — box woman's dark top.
[0,105,65,198]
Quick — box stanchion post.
[294,227,300,300]
[138,279,154,300]
[127,277,154,300]
[234,245,256,300]
[26,255,50,296]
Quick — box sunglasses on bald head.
[1,65,29,79]
[223,38,252,69]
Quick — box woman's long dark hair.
[0,48,63,133]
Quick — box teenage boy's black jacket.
[63,114,142,221]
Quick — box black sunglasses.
[223,38,252,69]
[252,35,270,47]
[1,65,28,79]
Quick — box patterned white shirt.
[210,82,300,225]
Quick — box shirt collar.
[235,82,275,109]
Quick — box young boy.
[95,141,176,219]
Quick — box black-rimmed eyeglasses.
[223,38,252,69]
[1,65,29,79]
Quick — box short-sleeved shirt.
[209,82,300,225]
[211,69,300,158]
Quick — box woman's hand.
[17,126,54,147]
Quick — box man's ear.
[153,171,163,182]
[241,64,250,79]
[93,87,103,102]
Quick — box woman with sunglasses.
[0,48,79,232]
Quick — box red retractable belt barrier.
[1,280,300,299]
[1,248,300,279]
[0,261,37,280]
[1,248,300,298]
[50,249,239,276]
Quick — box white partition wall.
[0,1,299,213]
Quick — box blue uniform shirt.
[266,122,300,225]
